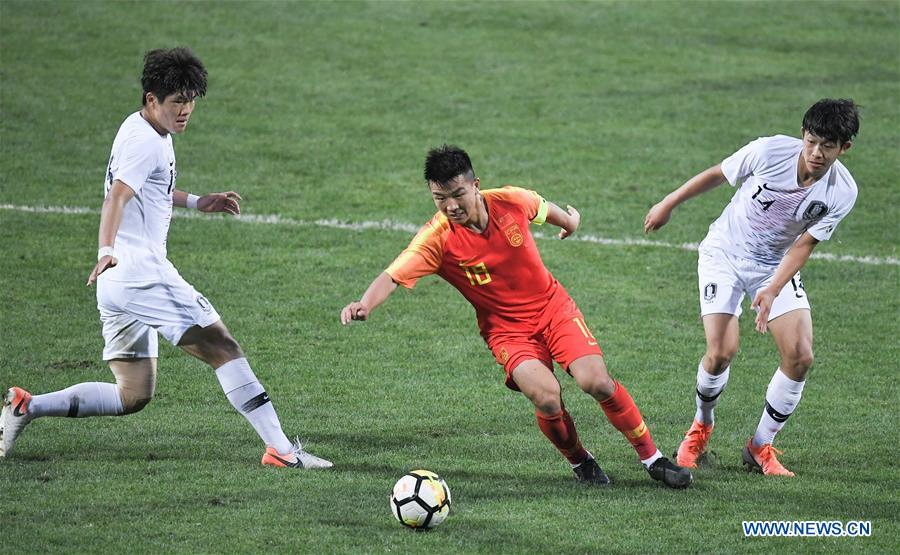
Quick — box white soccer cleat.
[261,436,333,469]
[294,446,334,469]
[0,386,34,458]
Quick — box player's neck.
[463,194,489,234]
[796,165,824,188]
[140,108,168,137]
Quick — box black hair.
[141,47,208,105]
[424,144,475,186]
[802,98,860,144]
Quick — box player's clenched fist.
[199,191,242,215]
[340,302,369,325]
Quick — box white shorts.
[697,247,809,320]
[97,269,221,360]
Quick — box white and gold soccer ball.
[389,469,452,529]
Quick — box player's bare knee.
[798,350,814,371]
[188,339,244,369]
[220,335,244,360]
[205,330,243,365]
[110,358,156,414]
[581,374,615,400]
[526,388,562,415]
[783,348,814,377]
[534,397,563,415]
[116,383,155,414]
[570,356,614,398]
[179,323,244,367]
[704,351,735,373]
[121,394,153,415]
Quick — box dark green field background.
[1,1,897,553]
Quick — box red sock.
[535,408,590,465]
[599,381,657,460]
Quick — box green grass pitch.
[1,1,897,553]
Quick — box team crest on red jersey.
[504,223,524,247]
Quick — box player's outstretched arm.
[751,233,819,334]
[546,202,580,239]
[341,271,399,325]
[87,180,134,286]
[644,164,726,233]
[174,189,242,215]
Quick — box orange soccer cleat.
[261,437,333,469]
[675,420,714,468]
[742,438,795,477]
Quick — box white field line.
[2,203,897,267]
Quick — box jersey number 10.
[461,262,492,286]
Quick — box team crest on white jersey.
[802,201,828,221]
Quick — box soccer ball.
[390,469,452,529]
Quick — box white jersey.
[701,135,857,266]
[101,111,178,281]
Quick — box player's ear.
[472,177,480,190]
[839,141,852,155]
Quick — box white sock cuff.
[766,368,805,413]
[98,382,125,416]
[641,449,664,468]
[769,367,806,395]
[697,363,730,393]
[215,357,258,394]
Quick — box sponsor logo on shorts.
[703,282,717,302]
[196,295,212,313]
[802,201,828,221]
[790,274,806,299]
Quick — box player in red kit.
[340,145,692,488]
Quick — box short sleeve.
[720,138,766,188]
[490,186,547,223]
[807,184,857,243]
[384,214,448,288]
[112,134,161,194]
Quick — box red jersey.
[386,186,562,336]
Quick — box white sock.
[694,363,729,425]
[641,449,664,468]
[752,368,805,447]
[215,358,293,454]
[29,382,124,418]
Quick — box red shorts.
[485,291,603,391]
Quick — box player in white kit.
[643,99,860,476]
[0,47,332,470]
